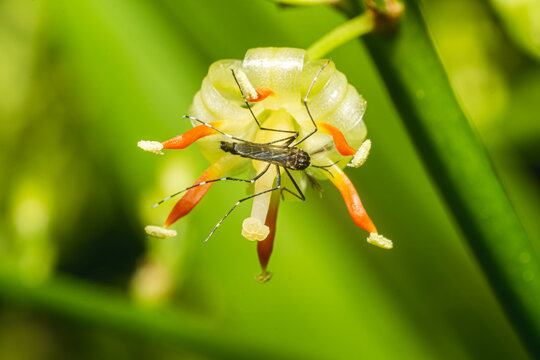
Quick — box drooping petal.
[316,121,357,156]
[255,189,280,284]
[164,155,236,227]
[327,164,377,234]
[161,121,223,150]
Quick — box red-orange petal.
[328,165,377,234]
[249,87,275,102]
[164,162,223,227]
[257,189,280,271]
[161,121,223,150]
[316,121,357,156]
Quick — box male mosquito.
[154,60,333,242]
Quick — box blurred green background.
[1,0,539,358]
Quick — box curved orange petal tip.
[161,121,223,150]
[249,87,275,102]
[164,162,223,227]
[256,190,280,274]
[328,165,377,234]
[316,122,357,156]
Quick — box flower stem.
[307,12,375,60]
[353,0,540,355]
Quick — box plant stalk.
[307,12,375,60]
[0,270,300,360]
[352,0,540,355]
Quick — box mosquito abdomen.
[220,141,310,171]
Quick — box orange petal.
[249,87,275,102]
[316,121,357,156]
[327,165,377,234]
[257,189,280,272]
[161,121,223,150]
[164,160,224,227]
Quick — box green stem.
[0,269,299,360]
[350,0,540,355]
[307,12,375,60]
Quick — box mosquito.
[153,60,333,242]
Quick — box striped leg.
[185,115,297,147]
[293,59,332,147]
[182,115,258,144]
[281,168,306,201]
[263,134,297,146]
[205,165,283,242]
[153,164,272,208]
[230,69,299,139]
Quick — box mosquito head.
[220,141,234,153]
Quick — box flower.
[139,47,392,282]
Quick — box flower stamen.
[235,69,274,102]
[252,87,275,102]
[348,139,371,168]
[255,189,281,283]
[164,155,237,227]
[145,225,177,238]
[235,70,259,101]
[242,164,278,242]
[316,121,356,156]
[367,232,393,249]
[138,141,164,155]
[242,217,270,241]
[327,162,377,234]
[161,122,224,150]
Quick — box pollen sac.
[242,217,270,242]
[138,140,164,155]
[189,47,368,180]
[348,139,372,168]
[367,233,393,249]
[145,225,177,239]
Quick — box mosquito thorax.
[288,147,310,170]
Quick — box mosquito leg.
[205,165,282,242]
[183,115,261,144]
[309,165,334,178]
[280,168,306,201]
[263,134,297,146]
[153,164,271,208]
[231,69,299,138]
[311,160,340,177]
[293,59,332,147]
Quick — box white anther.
[348,139,371,168]
[367,232,393,249]
[236,70,259,101]
[138,141,164,155]
[254,270,273,284]
[145,225,177,239]
[242,217,270,241]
